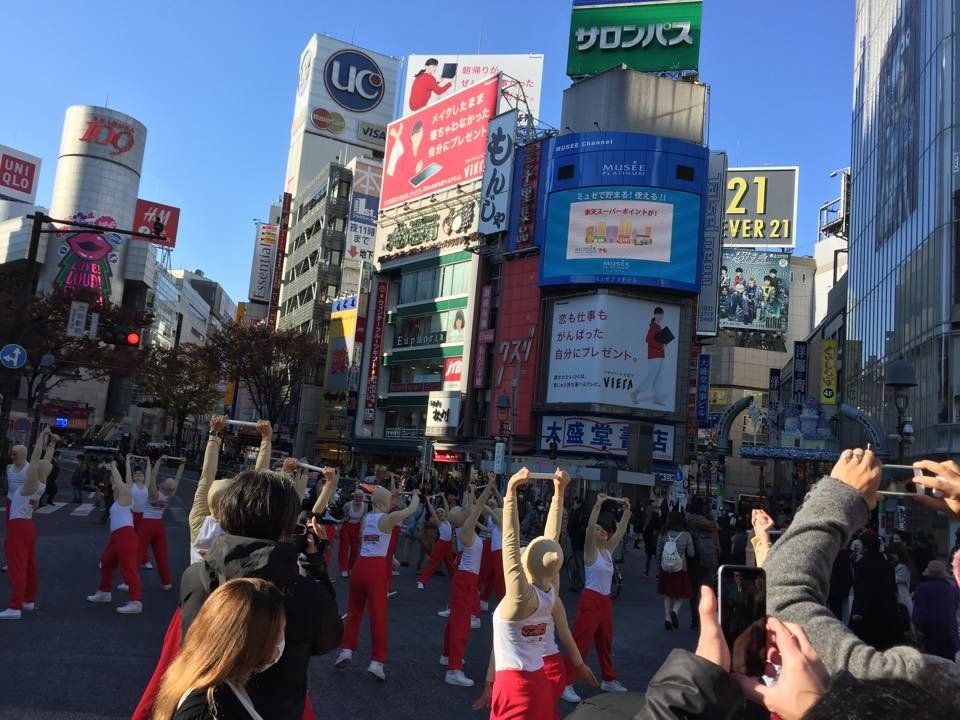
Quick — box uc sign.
[324,50,385,113]
[79,118,135,156]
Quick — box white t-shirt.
[359,513,391,558]
[109,502,134,532]
[493,585,556,672]
[584,549,614,595]
[457,528,483,575]
[438,519,452,542]
[10,483,44,521]
[191,516,224,564]
[142,491,169,520]
[345,501,366,523]
[130,483,148,513]
[6,462,29,500]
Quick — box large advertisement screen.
[723,167,798,248]
[718,250,791,333]
[567,0,703,77]
[404,54,544,121]
[382,75,499,209]
[542,186,701,289]
[547,293,680,412]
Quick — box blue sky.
[2,0,852,303]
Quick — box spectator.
[849,530,902,650]
[827,546,854,623]
[641,510,661,577]
[749,509,775,567]
[655,512,695,631]
[911,560,960,661]
[567,497,587,565]
[729,518,748,566]
[888,542,915,617]
[687,500,719,630]
[764,448,960,697]
[38,451,59,507]
[155,578,286,720]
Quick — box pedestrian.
[849,530,903,650]
[1,430,57,620]
[655,511,695,631]
[339,488,368,577]
[154,578,286,720]
[686,499,720,629]
[38,451,59,507]
[417,494,456,589]
[888,542,915,617]
[911,560,960,661]
[827,545,854,622]
[561,492,632,700]
[86,460,143,614]
[438,481,496,687]
[137,455,186,590]
[70,453,84,503]
[334,485,421,680]
[641,510,660,577]
[417,496,439,572]
[729,517,748,565]
[397,485,426,568]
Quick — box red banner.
[133,199,180,248]
[381,75,500,209]
[443,356,463,389]
[364,281,389,425]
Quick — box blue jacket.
[911,578,959,660]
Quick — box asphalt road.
[0,461,695,720]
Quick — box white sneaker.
[368,660,386,681]
[116,601,142,615]
[0,608,21,620]
[445,670,475,687]
[162,584,173,591]
[391,570,400,576]
[334,649,353,669]
[601,679,628,693]
[437,608,451,618]
[479,600,489,612]
[117,583,130,591]
[142,562,153,570]
[86,591,112,603]
[341,570,349,578]
[562,685,582,703]
[439,655,449,666]
[21,602,35,611]
[417,582,424,590]
[470,616,481,629]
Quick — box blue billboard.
[530,132,708,292]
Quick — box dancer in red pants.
[335,485,420,681]
[1,430,57,620]
[339,489,367,577]
[87,460,143,614]
[5,443,29,517]
[441,480,496,687]
[137,455,185,590]
[479,488,505,608]
[128,454,149,551]
[562,492,632,701]
[417,494,455,588]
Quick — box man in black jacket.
[179,470,342,720]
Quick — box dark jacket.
[172,684,253,720]
[828,547,854,599]
[179,535,342,720]
[912,578,960,660]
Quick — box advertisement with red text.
[382,75,499,209]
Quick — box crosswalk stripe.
[34,504,64,514]
[70,503,96,517]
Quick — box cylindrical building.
[39,105,147,305]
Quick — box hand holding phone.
[878,464,941,497]
[717,565,767,677]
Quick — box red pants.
[481,548,505,601]
[543,653,564,720]
[442,570,479,671]
[4,519,37,610]
[132,511,143,531]
[99,526,142,601]
[491,668,553,720]
[418,538,455,585]
[341,556,390,662]
[137,518,172,585]
[338,521,361,573]
[564,589,616,682]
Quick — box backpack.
[661,532,683,573]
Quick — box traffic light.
[100,325,142,348]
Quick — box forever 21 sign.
[79,117,136,156]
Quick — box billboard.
[820,339,838,405]
[546,293,681,412]
[723,167,799,248]
[443,356,463,391]
[696,152,727,335]
[0,144,41,204]
[363,280,389,425]
[718,250,791,333]
[382,75,500,209]
[567,1,703,77]
[325,306,357,393]
[403,54,544,120]
[426,391,461,437]
[479,111,517,235]
[793,341,809,406]
[541,414,674,460]
[133,199,180,249]
[346,160,380,263]
[248,223,278,303]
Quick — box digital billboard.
[718,249,791,333]
[382,75,499,209]
[567,1,703,77]
[547,293,681,412]
[723,167,799,248]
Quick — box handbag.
[654,327,675,345]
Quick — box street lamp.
[885,359,917,461]
[28,353,56,448]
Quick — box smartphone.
[878,465,937,497]
[717,565,767,677]
[409,162,442,187]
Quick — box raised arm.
[109,461,132,506]
[189,415,226,541]
[382,489,421,529]
[22,431,57,496]
[460,481,495,547]
[148,455,164,501]
[167,457,186,495]
[125,453,134,484]
[254,420,272,471]
[605,499,632,552]
[583,493,606,564]
[280,457,306,499]
[543,468,571,543]
[500,469,536,620]
[425,494,441,524]
[311,467,338,515]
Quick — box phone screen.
[879,465,935,496]
[718,565,767,677]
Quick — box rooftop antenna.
[104,94,109,108]
[477,19,483,54]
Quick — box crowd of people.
[4,421,960,718]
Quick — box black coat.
[179,535,343,720]
[173,685,252,720]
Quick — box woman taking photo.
[155,578,286,719]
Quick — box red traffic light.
[125,331,141,346]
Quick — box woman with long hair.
[655,511,695,631]
[155,578,286,720]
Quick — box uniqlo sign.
[443,356,463,390]
[0,144,41,204]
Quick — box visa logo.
[359,122,386,142]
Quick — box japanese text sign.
[425,391,461,437]
[540,414,674,461]
[363,281,389,425]
[479,111,517,235]
[792,342,808,406]
[696,354,711,423]
[820,340,838,405]
[697,152,727,336]
[718,249,791,334]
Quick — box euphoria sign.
[324,49,385,113]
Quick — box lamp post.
[884,359,916,461]
[28,353,56,448]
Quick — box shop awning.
[739,446,841,462]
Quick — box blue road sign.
[12,417,30,434]
[0,344,27,370]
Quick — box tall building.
[845,0,959,457]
